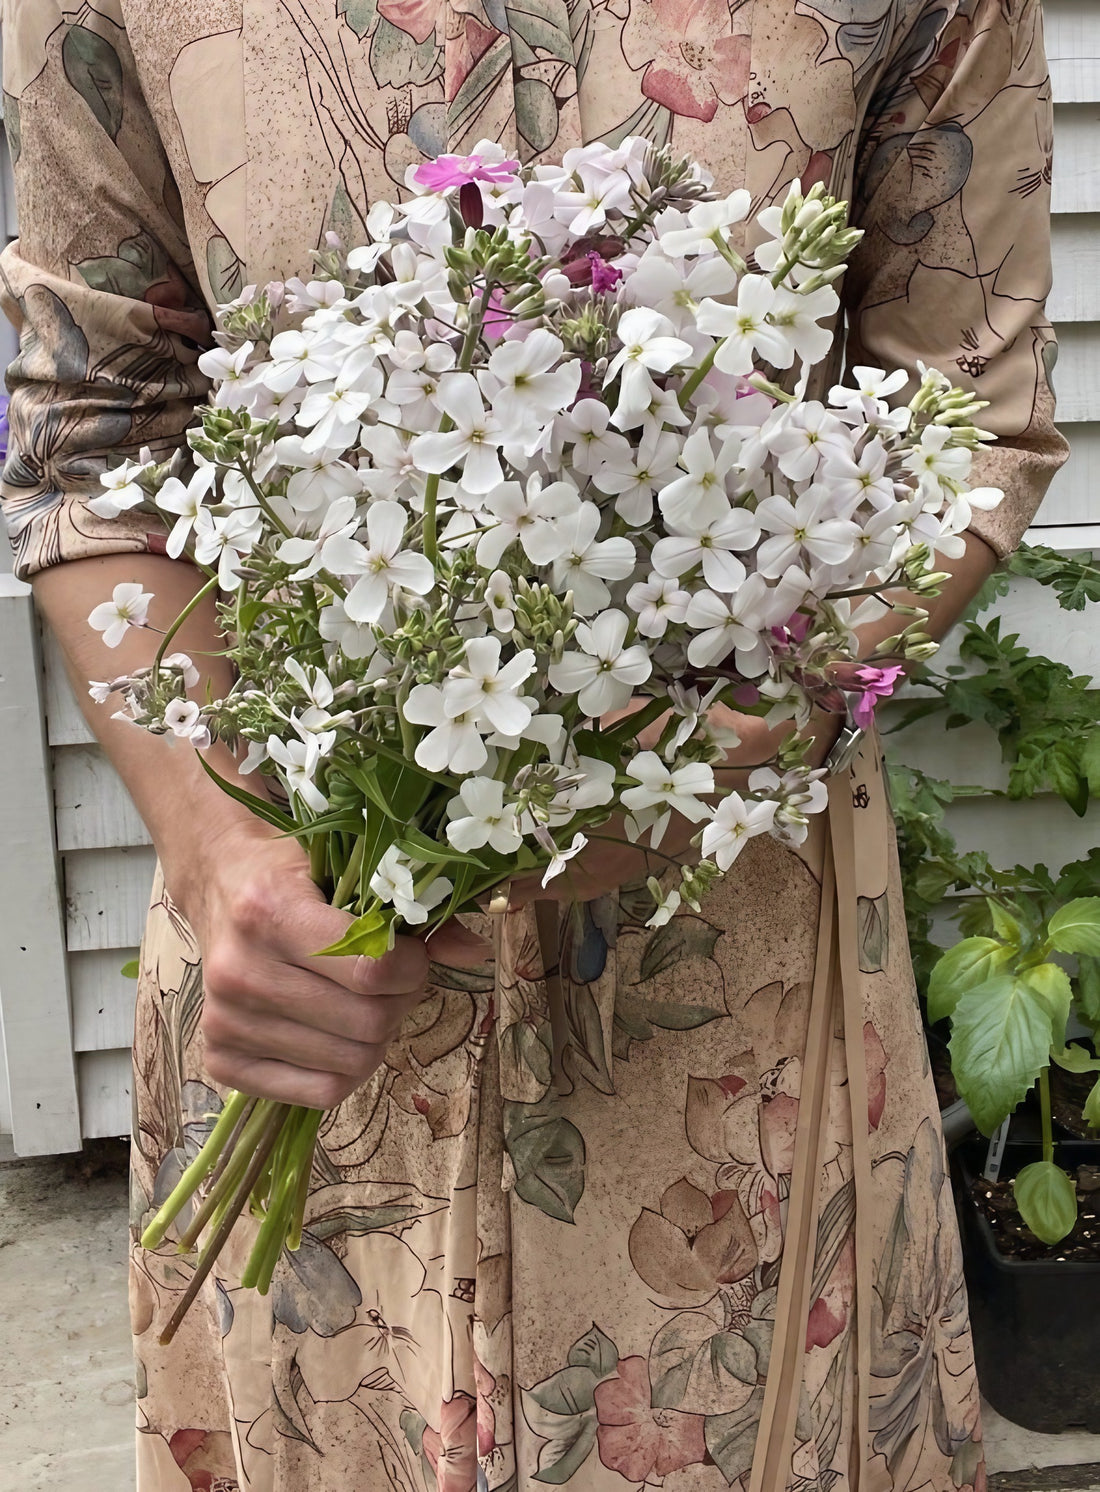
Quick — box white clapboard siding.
[1052,105,1100,214]
[1049,216,1100,322]
[1045,0,1100,105]
[70,949,140,1053]
[64,846,158,955]
[77,1049,133,1140]
[1031,422,1098,529]
[1044,322,1098,422]
[41,626,96,747]
[54,743,153,852]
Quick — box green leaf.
[1014,1160,1078,1245]
[651,1312,760,1414]
[519,1375,598,1485]
[369,16,441,88]
[949,976,1054,1135]
[504,1102,586,1223]
[704,1388,768,1485]
[525,1364,599,1416]
[315,908,394,959]
[1049,898,1100,957]
[206,235,245,302]
[197,756,297,832]
[76,232,170,299]
[638,914,722,982]
[338,0,379,37]
[1085,1076,1100,1130]
[1020,963,1073,1049]
[395,825,487,869]
[987,898,1023,946]
[120,959,140,980]
[1052,1043,1100,1075]
[927,938,1016,1025]
[1076,955,1100,1037]
[1081,730,1100,798]
[62,25,124,139]
[567,1323,619,1379]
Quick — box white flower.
[554,161,632,234]
[198,341,255,407]
[193,506,263,590]
[696,276,792,375]
[411,372,506,493]
[701,794,778,871]
[821,436,895,514]
[319,596,378,660]
[605,308,692,427]
[402,684,488,774]
[626,574,691,638]
[565,399,636,479]
[266,733,328,813]
[684,574,774,672]
[645,875,682,928]
[766,283,840,366]
[323,501,435,623]
[280,494,362,581]
[446,777,523,855]
[903,423,971,498]
[275,435,367,513]
[445,637,537,737]
[163,697,211,748]
[88,582,154,648]
[478,330,581,433]
[296,350,383,454]
[755,491,861,579]
[651,505,760,593]
[657,428,740,530]
[623,251,739,332]
[89,460,150,520]
[550,504,636,615]
[593,427,682,526]
[622,752,714,822]
[830,365,909,413]
[763,401,852,483]
[156,463,218,558]
[475,475,581,570]
[484,570,515,632]
[748,765,828,846]
[547,609,652,717]
[542,832,588,887]
[370,845,451,926]
[654,191,751,256]
[261,329,338,394]
[285,657,344,734]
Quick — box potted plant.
[886,544,1100,1431]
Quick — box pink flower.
[850,663,905,729]
[422,1393,479,1492]
[595,1357,708,1481]
[378,0,442,45]
[413,153,519,192]
[621,0,751,122]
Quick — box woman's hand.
[170,823,487,1109]
[506,704,842,908]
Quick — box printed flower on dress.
[621,0,751,121]
[167,1428,239,1492]
[594,1355,708,1481]
[422,1391,479,1492]
[628,1175,757,1303]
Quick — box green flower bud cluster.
[510,577,577,658]
[908,366,993,446]
[189,407,280,465]
[220,290,278,347]
[445,225,544,289]
[555,296,616,361]
[386,608,467,682]
[678,859,721,911]
[511,762,571,827]
[770,182,863,281]
[636,144,716,213]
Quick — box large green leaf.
[638,914,722,981]
[651,1311,760,1414]
[315,907,394,959]
[949,976,1053,1135]
[504,1102,586,1222]
[927,937,1014,1024]
[1020,963,1072,1050]
[519,1381,597,1485]
[76,232,169,299]
[567,1323,619,1379]
[62,25,124,139]
[1085,1076,1100,1130]
[1049,898,1100,957]
[1081,729,1100,797]
[1014,1160,1077,1245]
[1075,954,1100,1036]
[704,1387,768,1485]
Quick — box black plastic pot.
[952,1136,1100,1433]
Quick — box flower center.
[679,40,708,71]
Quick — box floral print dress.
[0,2,1066,1490]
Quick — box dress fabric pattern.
[0,2,1066,1489]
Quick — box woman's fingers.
[202,1050,364,1111]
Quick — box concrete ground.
[2,1142,1100,1492]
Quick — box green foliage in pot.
[888,545,1100,1246]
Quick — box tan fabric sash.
[748,771,874,1492]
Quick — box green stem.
[174,1098,285,1252]
[235,457,293,539]
[287,1110,323,1252]
[159,1104,289,1346]
[152,574,222,684]
[140,1090,252,1249]
[1040,1065,1054,1164]
[333,834,365,910]
[678,343,719,409]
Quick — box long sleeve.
[0,1,212,578]
[844,0,1069,558]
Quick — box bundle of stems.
[141,1092,323,1344]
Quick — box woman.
[0,2,1066,1489]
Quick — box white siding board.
[1049,216,1100,321]
[0,582,82,1155]
[42,626,96,747]
[1052,105,1100,214]
[77,1049,133,1140]
[1044,322,1100,422]
[1046,0,1100,104]
[53,744,152,852]
[70,949,139,1054]
[1031,422,1098,528]
[64,846,157,954]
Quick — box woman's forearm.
[858,529,999,657]
[31,552,276,916]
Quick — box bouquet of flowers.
[87,139,1000,1340]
